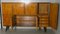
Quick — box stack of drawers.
[39,3,49,28]
[39,15,49,27]
[16,16,37,27]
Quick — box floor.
[0,29,55,34]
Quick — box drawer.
[39,20,48,23]
[16,20,36,26]
[39,13,48,15]
[39,18,48,20]
[16,16,37,20]
[39,17,48,19]
[39,15,48,17]
[39,23,48,27]
[39,15,49,20]
[16,20,36,23]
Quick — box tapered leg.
[10,26,14,32]
[44,27,47,32]
[39,27,41,30]
[5,26,9,31]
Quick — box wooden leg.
[36,18,38,31]
[36,26,38,31]
[5,26,9,31]
[10,26,14,32]
[14,26,16,30]
[44,27,47,32]
[39,27,41,30]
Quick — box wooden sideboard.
[2,2,59,31]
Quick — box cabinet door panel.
[13,3,24,15]
[39,3,48,14]
[50,3,58,29]
[3,14,12,26]
[2,3,12,15]
[25,3,37,15]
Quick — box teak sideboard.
[2,2,59,32]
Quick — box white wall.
[2,0,49,2]
[58,0,60,3]
[1,0,58,3]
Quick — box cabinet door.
[3,14,12,26]
[39,3,48,15]
[2,3,12,26]
[25,3,37,15]
[13,3,24,15]
[2,3,12,15]
[50,3,58,30]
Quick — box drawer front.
[16,16,37,21]
[16,21,36,26]
[39,23,48,27]
[39,20,48,23]
[39,17,48,20]
[39,18,48,20]
[39,15,48,17]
